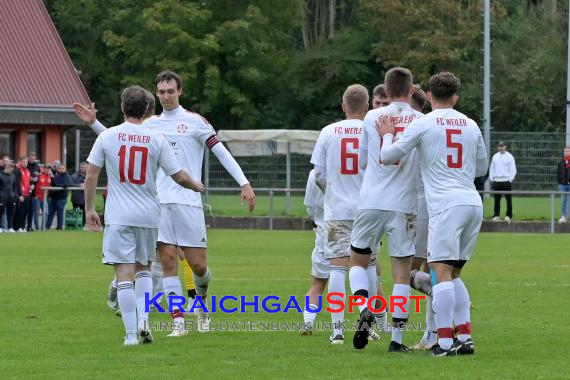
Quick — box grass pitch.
[1,230,569,379]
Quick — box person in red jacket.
[13,157,30,232]
[35,164,52,230]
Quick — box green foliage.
[47,0,569,131]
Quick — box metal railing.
[479,190,570,234]
[41,186,106,230]
[37,187,570,233]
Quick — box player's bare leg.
[115,263,138,346]
[348,250,374,349]
[301,276,328,336]
[182,247,211,332]
[158,242,187,337]
[388,256,413,353]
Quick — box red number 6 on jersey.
[118,145,149,185]
[446,129,463,168]
[340,137,359,175]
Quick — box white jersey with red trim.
[87,122,180,227]
[145,106,217,206]
[386,108,486,216]
[358,102,423,213]
[310,119,364,221]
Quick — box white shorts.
[103,225,157,266]
[311,248,330,279]
[324,220,352,259]
[427,206,483,263]
[158,204,207,248]
[415,216,429,259]
[351,209,416,258]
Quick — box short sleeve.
[87,135,105,168]
[310,130,328,167]
[304,172,316,207]
[158,135,182,176]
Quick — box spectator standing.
[71,162,87,226]
[13,157,31,232]
[0,161,19,232]
[26,152,41,231]
[35,164,52,229]
[0,155,10,229]
[489,142,517,223]
[556,146,570,223]
[46,164,72,230]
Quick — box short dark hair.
[411,84,427,112]
[384,67,413,98]
[143,89,156,119]
[155,70,182,90]
[428,72,460,101]
[372,84,386,98]
[121,85,150,119]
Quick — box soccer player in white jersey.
[379,72,488,356]
[349,68,423,352]
[310,84,370,344]
[299,169,328,335]
[84,86,204,346]
[76,70,256,336]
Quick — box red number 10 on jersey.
[118,145,149,185]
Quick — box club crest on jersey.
[177,124,188,133]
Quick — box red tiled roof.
[0,0,90,108]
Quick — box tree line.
[45,0,568,132]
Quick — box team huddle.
[73,68,486,356]
[302,68,487,356]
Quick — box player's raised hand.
[375,115,395,138]
[241,183,256,213]
[86,209,101,232]
[73,102,97,125]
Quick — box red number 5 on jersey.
[446,129,463,168]
[340,137,359,175]
[118,145,149,184]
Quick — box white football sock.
[193,267,211,297]
[329,265,347,336]
[150,261,163,301]
[391,284,410,344]
[117,281,137,340]
[432,281,455,349]
[163,276,184,322]
[135,271,152,324]
[425,295,436,333]
[411,270,432,296]
[303,303,318,330]
[348,266,369,313]
[453,278,472,342]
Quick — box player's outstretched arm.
[171,170,205,193]
[210,143,255,212]
[84,163,102,231]
[72,102,107,135]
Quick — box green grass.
[1,230,569,379]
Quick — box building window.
[0,132,15,159]
[27,132,42,160]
